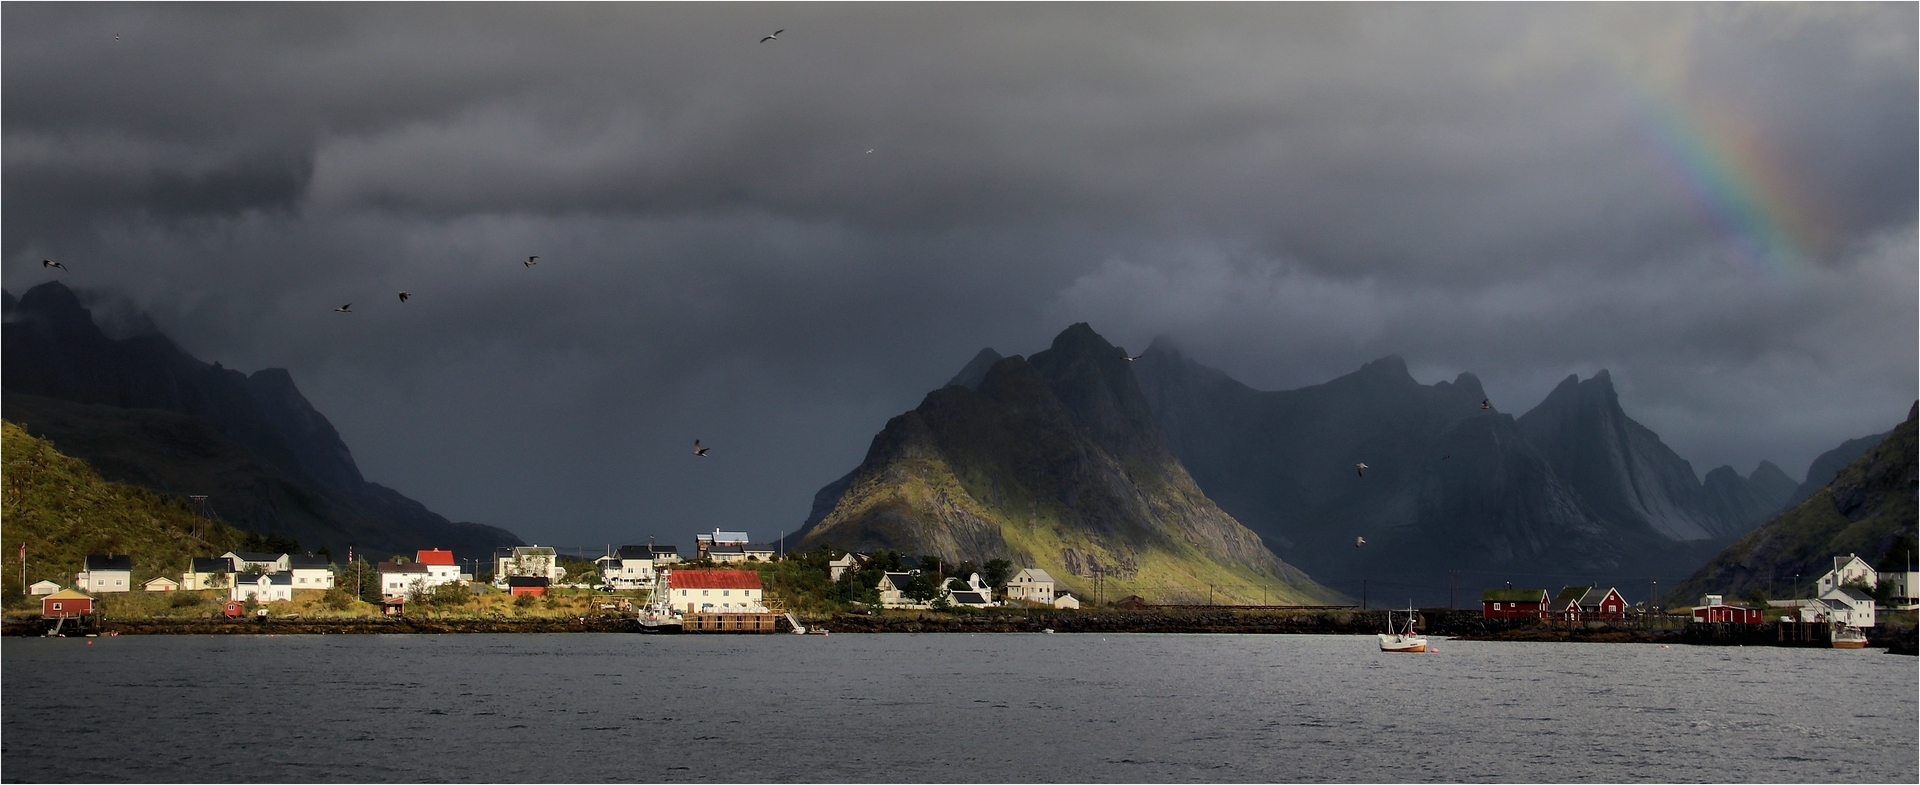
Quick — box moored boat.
[1378,606,1428,653]
[1831,624,1868,649]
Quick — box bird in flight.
[397,291,410,303]
[334,304,353,313]
[42,259,67,271]
[760,29,783,42]
[1355,536,1366,547]
[693,440,710,457]
[865,149,874,154]
[1124,353,1144,362]
[525,256,539,267]
[1481,398,1492,410]
[1355,462,1368,477]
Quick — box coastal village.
[18,525,1916,650]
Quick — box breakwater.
[3,615,641,636]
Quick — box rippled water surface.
[3,633,1914,782]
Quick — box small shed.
[1114,595,1153,610]
[1053,591,1081,610]
[508,575,550,597]
[143,576,180,592]
[223,601,246,618]
[29,580,61,596]
[380,597,406,616]
[1692,594,1764,625]
[42,588,95,618]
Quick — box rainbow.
[1622,81,1829,282]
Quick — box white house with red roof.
[661,569,765,614]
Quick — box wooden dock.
[681,612,780,633]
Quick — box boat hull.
[1378,634,1428,653]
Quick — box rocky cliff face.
[1668,403,1917,603]
[796,324,1335,605]
[2,282,521,561]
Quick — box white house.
[829,553,864,582]
[379,562,431,598]
[1816,554,1877,595]
[944,573,997,608]
[493,546,564,586]
[182,557,234,590]
[1885,570,1920,609]
[599,546,661,590]
[76,554,133,593]
[1006,568,1056,605]
[287,554,336,589]
[29,580,61,596]
[1053,591,1081,610]
[1818,586,1877,629]
[658,569,766,614]
[143,576,180,592]
[230,572,294,603]
[877,572,927,609]
[223,551,290,574]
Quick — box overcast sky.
[5,3,1914,551]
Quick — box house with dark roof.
[1554,586,1628,620]
[230,572,294,603]
[1482,588,1551,619]
[223,551,290,574]
[379,562,431,598]
[287,554,336,590]
[1817,586,1876,629]
[876,572,926,609]
[600,545,675,589]
[508,575,550,597]
[77,554,133,593]
[184,557,235,590]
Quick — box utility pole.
[1362,579,1368,610]
[1450,570,1458,609]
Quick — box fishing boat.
[1377,606,1428,653]
[1831,624,1868,649]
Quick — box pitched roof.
[45,588,93,601]
[144,577,179,588]
[511,546,556,557]
[669,570,764,590]
[707,530,750,543]
[1833,587,1874,602]
[415,549,456,565]
[229,551,284,563]
[379,562,430,574]
[240,572,293,585]
[1482,588,1549,602]
[287,554,332,569]
[616,545,657,559]
[190,557,233,573]
[949,591,991,604]
[85,554,132,572]
[507,576,550,587]
[1015,568,1056,583]
[1555,586,1594,604]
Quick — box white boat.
[1831,624,1868,649]
[1377,606,1428,653]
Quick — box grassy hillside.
[1667,404,1917,604]
[2,420,245,605]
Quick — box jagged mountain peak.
[945,347,1004,390]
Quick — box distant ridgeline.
[2,282,523,564]
[795,323,1897,605]
[1667,403,1918,605]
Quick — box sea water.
[3,633,1914,782]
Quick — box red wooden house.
[1692,595,1765,624]
[1555,586,1629,620]
[1481,588,1551,619]
[42,589,94,618]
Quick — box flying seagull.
[760,29,783,42]
[693,440,709,457]
[397,291,410,302]
[334,304,353,313]
[865,149,874,154]
[525,256,539,267]
[1355,537,1366,547]
[42,259,67,271]
[1355,462,1368,477]
[1481,398,1492,410]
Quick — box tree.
[904,571,942,604]
[982,559,1014,590]
[919,555,945,581]
[1745,589,1770,607]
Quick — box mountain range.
[2,281,522,562]
[1129,339,1824,602]
[1667,403,1917,604]
[793,324,1339,605]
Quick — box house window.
[703,590,709,596]
[1494,603,1502,610]
[52,602,62,610]
[723,590,730,596]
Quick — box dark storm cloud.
[4,3,1913,544]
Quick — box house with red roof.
[662,569,765,614]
